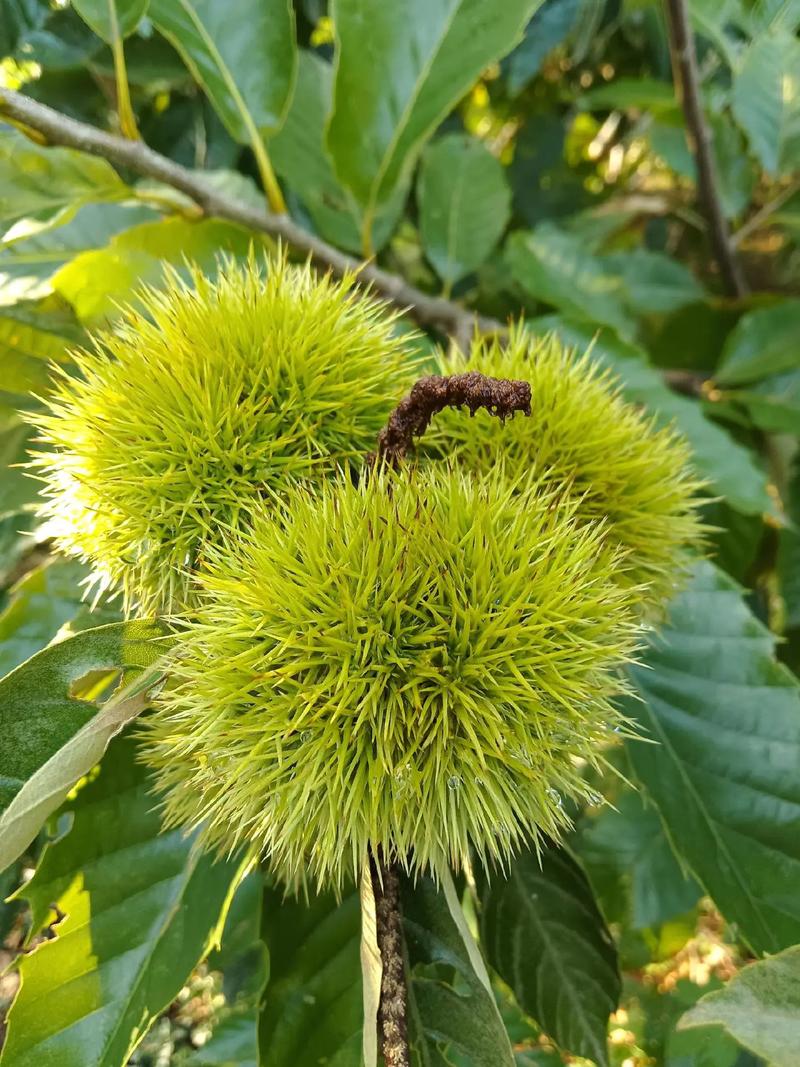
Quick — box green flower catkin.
[30,253,416,615]
[143,464,641,891]
[423,329,704,612]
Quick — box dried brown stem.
[664,0,747,298]
[374,371,532,467]
[370,856,410,1067]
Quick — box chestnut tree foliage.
[1,1,800,1065]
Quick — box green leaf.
[0,420,38,518]
[51,215,254,321]
[580,76,676,112]
[403,872,515,1066]
[508,225,632,337]
[577,789,702,930]
[259,884,363,1066]
[0,202,159,305]
[0,620,167,871]
[724,369,800,434]
[0,737,243,1067]
[476,844,619,1067]
[732,27,800,175]
[603,249,705,315]
[189,870,267,1067]
[327,0,543,245]
[717,301,800,386]
[269,50,404,254]
[531,318,774,516]
[0,129,129,229]
[148,0,296,143]
[418,133,511,288]
[0,559,100,677]
[680,945,800,1066]
[624,560,800,955]
[71,0,149,41]
[778,460,800,630]
[0,301,81,404]
[505,0,582,96]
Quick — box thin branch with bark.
[664,0,748,298]
[370,856,410,1067]
[0,88,502,340]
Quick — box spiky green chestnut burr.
[422,329,704,611]
[142,464,641,891]
[30,254,416,615]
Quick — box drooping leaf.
[476,844,619,1067]
[0,737,244,1067]
[531,318,774,516]
[269,50,404,253]
[403,872,515,1066]
[505,0,583,96]
[624,560,800,955]
[148,0,296,142]
[732,27,800,175]
[0,129,129,229]
[258,884,363,1066]
[724,370,800,434]
[327,0,544,246]
[0,619,168,871]
[680,945,800,1067]
[71,0,149,41]
[418,133,511,288]
[716,300,800,386]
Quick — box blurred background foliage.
[1,1,800,1065]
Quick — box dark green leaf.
[778,460,800,630]
[508,226,632,337]
[717,301,800,385]
[418,134,511,287]
[476,844,619,1067]
[259,884,363,1066]
[531,318,774,516]
[724,369,800,434]
[148,0,296,141]
[0,559,102,677]
[327,0,544,242]
[603,249,705,314]
[680,945,800,1066]
[0,737,243,1067]
[403,873,515,1067]
[506,0,582,96]
[577,790,702,930]
[625,560,800,955]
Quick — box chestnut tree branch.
[0,88,502,339]
[664,0,748,298]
